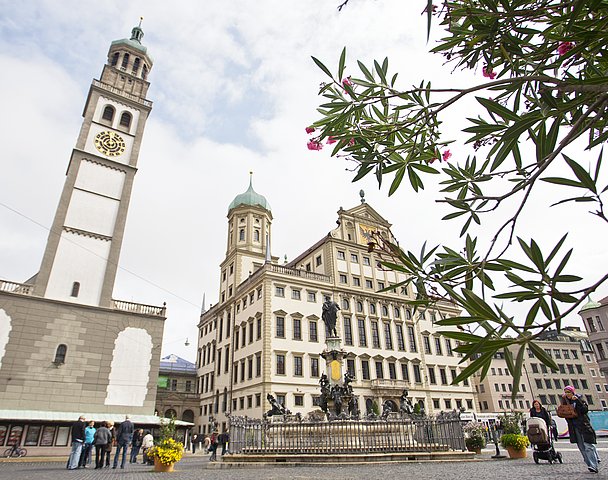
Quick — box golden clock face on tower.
[94,131,126,157]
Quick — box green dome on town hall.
[228,177,271,212]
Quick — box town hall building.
[195,183,478,434]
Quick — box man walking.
[562,385,599,473]
[113,415,134,469]
[67,415,86,470]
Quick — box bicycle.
[3,444,27,458]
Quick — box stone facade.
[0,290,164,413]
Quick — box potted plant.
[500,433,530,459]
[463,422,487,454]
[147,416,185,472]
[498,412,528,458]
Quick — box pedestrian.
[141,430,154,464]
[130,428,143,463]
[191,432,198,454]
[78,420,96,468]
[561,385,599,473]
[93,421,111,469]
[67,415,86,470]
[113,414,134,469]
[529,399,552,431]
[105,421,114,467]
[209,430,218,462]
[219,429,230,456]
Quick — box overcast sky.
[1,1,606,362]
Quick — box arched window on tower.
[132,58,140,76]
[101,105,114,125]
[54,344,67,365]
[111,52,119,66]
[121,53,130,70]
[119,112,132,130]
[254,230,260,242]
[239,229,245,241]
[142,64,148,80]
[71,282,80,298]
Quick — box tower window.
[71,282,80,297]
[142,65,148,80]
[119,112,132,129]
[102,105,115,123]
[121,53,130,69]
[132,58,141,76]
[254,230,260,242]
[239,229,245,241]
[54,344,67,365]
[111,52,119,66]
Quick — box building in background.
[579,296,608,387]
[156,354,198,425]
[195,184,477,434]
[474,326,608,413]
[0,25,170,455]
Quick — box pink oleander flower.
[342,77,353,88]
[482,66,496,80]
[327,136,337,144]
[349,138,355,146]
[305,126,315,134]
[442,150,452,161]
[307,140,323,151]
[557,41,574,56]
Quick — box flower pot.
[154,458,175,472]
[466,445,482,454]
[506,447,527,459]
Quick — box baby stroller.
[527,417,563,464]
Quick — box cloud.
[0,1,605,362]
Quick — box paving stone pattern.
[1,443,608,480]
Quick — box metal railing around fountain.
[228,414,465,455]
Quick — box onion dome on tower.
[228,175,271,213]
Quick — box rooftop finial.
[130,18,145,43]
[359,189,366,203]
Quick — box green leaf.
[311,56,334,79]
[564,155,597,193]
[338,47,346,81]
[477,97,520,122]
[426,0,433,41]
[357,60,374,82]
[540,177,583,188]
[389,166,405,196]
[528,342,558,371]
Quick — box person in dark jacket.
[562,385,599,473]
[130,429,143,463]
[529,399,552,433]
[113,415,134,469]
[67,416,86,470]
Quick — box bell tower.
[218,176,273,304]
[33,21,154,308]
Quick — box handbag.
[557,402,578,419]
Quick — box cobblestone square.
[2,441,608,480]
